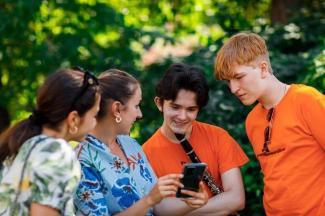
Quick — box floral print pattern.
[111,177,140,208]
[74,134,157,216]
[0,135,81,216]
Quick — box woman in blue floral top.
[0,68,100,216]
[74,69,208,215]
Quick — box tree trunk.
[270,0,305,25]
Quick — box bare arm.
[30,203,60,216]
[154,168,245,216]
[116,174,184,216]
[187,168,245,216]
[154,182,208,216]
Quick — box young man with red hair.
[215,32,325,215]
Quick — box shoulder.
[142,129,161,151]
[284,84,325,115]
[75,134,106,164]
[117,135,141,151]
[117,135,139,145]
[29,135,75,161]
[290,84,324,102]
[30,136,80,179]
[117,135,144,153]
[194,121,230,137]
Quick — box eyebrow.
[233,72,246,77]
[170,102,199,109]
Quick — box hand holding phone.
[176,163,206,198]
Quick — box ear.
[111,100,123,119]
[154,97,163,112]
[66,111,81,128]
[260,60,270,78]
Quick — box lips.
[237,93,246,99]
[173,121,188,127]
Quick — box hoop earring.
[69,126,79,134]
[115,116,122,123]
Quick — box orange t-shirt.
[142,121,249,198]
[246,84,325,215]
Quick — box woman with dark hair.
[0,68,100,216]
[74,69,208,216]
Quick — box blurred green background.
[0,0,324,214]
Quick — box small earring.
[115,116,122,123]
[69,126,79,134]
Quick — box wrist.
[144,195,155,208]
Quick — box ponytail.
[0,117,42,164]
[0,68,98,164]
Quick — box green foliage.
[1,0,324,214]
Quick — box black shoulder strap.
[175,133,223,195]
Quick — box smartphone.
[176,163,207,198]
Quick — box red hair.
[215,32,271,80]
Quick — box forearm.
[186,191,244,216]
[30,203,60,216]
[154,197,195,216]
[115,195,152,216]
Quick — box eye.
[187,107,198,112]
[235,75,244,80]
[136,101,142,109]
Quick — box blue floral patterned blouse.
[74,134,157,216]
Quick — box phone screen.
[176,163,206,198]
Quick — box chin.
[170,127,188,135]
[240,98,256,106]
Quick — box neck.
[259,78,288,109]
[42,126,67,140]
[90,119,118,147]
[160,122,193,143]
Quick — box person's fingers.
[157,177,183,188]
[160,173,183,179]
[156,185,179,193]
[179,189,203,198]
[198,181,205,192]
[181,196,205,203]
[179,187,208,209]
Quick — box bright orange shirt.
[246,84,325,215]
[143,121,249,197]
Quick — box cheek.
[164,110,178,119]
[92,118,97,126]
[238,78,253,90]
[189,111,198,119]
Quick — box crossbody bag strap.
[10,136,48,215]
[175,133,223,195]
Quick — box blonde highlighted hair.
[214,32,272,80]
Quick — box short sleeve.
[74,165,110,216]
[298,87,325,150]
[215,129,249,173]
[29,139,80,215]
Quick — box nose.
[137,108,143,119]
[228,79,239,94]
[178,109,187,120]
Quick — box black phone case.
[176,163,206,198]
